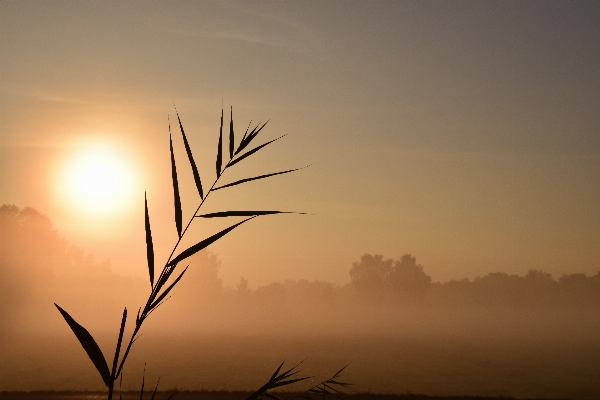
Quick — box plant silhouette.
[53,107,332,400]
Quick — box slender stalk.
[113,156,235,384]
[108,308,127,400]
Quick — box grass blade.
[331,365,348,379]
[216,108,223,178]
[271,377,310,388]
[149,266,188,311]
[177,112,204,199]
[168,217,255,267]
[196,211,304,218]
[111,308,127,381]
[239,120,252,150]
[144,193,154,288]
[236,120,269,155]
[230,134,288,168]
[140,365,145,400]
[150,378,160,400]
[54,304,111,388]
[214,166,308,191]
[169,130,183,239]
[270,361,285,382]
[229,106,234,159]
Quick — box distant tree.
[0,204,136,336]
[236,276,251,297]
[558,272,600,305]
[388,254,432,301]
[349,254,392,298]
[349,253,432,302]
[1,206,68,327]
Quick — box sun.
[60,144,138,217]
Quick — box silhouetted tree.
[349,253,432,302]
[388,254,432,301]
[349,254,392,300]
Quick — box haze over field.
[2,205,600,398]
[1,1,600,399]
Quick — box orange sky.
[1,1,599,287]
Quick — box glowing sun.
[60,145,137,216]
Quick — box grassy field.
[1,332,597,400]
[0,392,569,400]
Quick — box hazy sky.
[1,1,599,287]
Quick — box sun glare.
[60,144,137,217]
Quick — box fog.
[2,205,600,398]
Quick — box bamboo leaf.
[239,120,252,151]
[150,378,160,400]
[111,308,127,381]
[167,217,255,267]
[236,120,269,155]
[140,366,145,400]
[216,108,223,178]
[229,106,234,159]
[269,361,285,382]
[197,211,304,218]
[230,134,288,168]
[144,193,154,288]
[169,129,183,239]
[149,266,188,311]
[214,166,308,191]
[331,365,348,379]
[54,304,111,388]
[271,377,310,388]
[152,265,176,298]
[236,121,269,154]
[177,112,204,199]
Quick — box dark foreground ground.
[0,392,568,400]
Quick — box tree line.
[2,204,600,332]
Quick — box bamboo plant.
[54,107,348,400]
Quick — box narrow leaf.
[144,193,154,288]
[168,217,255,267]
[270,361,285,382]
[229,106,234,159]
[150,378,160,400]
[238,120,252,151]
[140,366,145,400]
[149,266,188,311]
[237,120,269,155]
[54,304,111,387]
[152,265,176,299]
[177,113,204,199]
[169,129,183,239]
[331,365,348,379]
[214,167,308,191]
[111,308,127,381]
[216,108,223,178]
[271,377,310,388]
[230,134,288,168]
[197,211,304,218]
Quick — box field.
[1,332,597,400]
[0,392,570,400]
